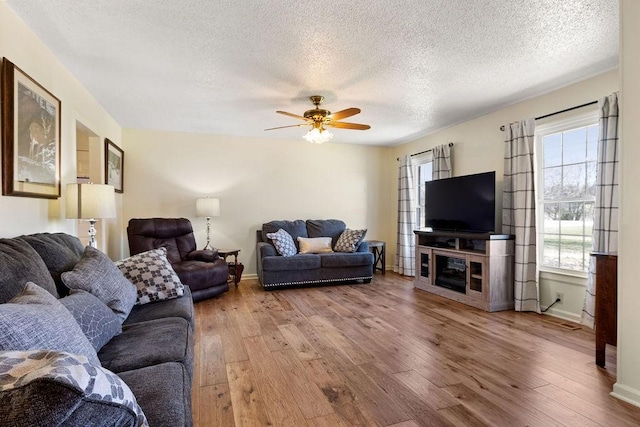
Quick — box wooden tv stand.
[414,230,515,312]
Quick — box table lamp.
[196,197,220,250]
[66,183,116,248]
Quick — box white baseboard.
[612,383,640,409]
[543,307,583,324]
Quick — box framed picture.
[105,138,124,193]
[1,58,61,198]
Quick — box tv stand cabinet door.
[467,254,486,301]
[414,246,432,291]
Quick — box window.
[536,114,598,273]
[412,153,433,228]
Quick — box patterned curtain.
[503,119,539,312]
[432,144,452,180]
[582,93,619,328]
[396,155,415,276]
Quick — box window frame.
[411,152,433,229]
[535,111,599,277]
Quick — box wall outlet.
[555,292,564,304]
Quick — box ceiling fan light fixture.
[304,127,333,144]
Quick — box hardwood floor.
[192,273,640,426]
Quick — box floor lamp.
[66,183,116,248]
[196,197,220,250]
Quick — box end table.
[365,240,385,274]
[217,249,242,286]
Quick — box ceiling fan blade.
[264,123,308,131]
[276,111,309,121]
[329,108,360,121]
[326,121,371,130]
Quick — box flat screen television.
[424,171,496,233]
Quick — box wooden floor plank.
[192,274,640,426]
[225,360,271,426]
[198,334,226,386]
[243,335,309,426]
[273,349,335,419]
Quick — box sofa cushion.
[262,254,321,271]
[262,220,307,250]
[62,246,138,323]
[0,238,58,303]
[98,317,193,375]
[20,232,85,296]
[266,229,297,257]
[124,286,194,327]
[0,283,100,366]
[334,228,367,253]
[298,237,333,254]
[306,219,346,248]
[0,350,148,427]
[118,362,191,427]
[320,252,374,268]
[115,247,185,305]
[60,289,122,351]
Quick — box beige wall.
[0,4,123,257]
[122,129,386,275]
[613,0,640,409]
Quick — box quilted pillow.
[115,247,185,305]
[61,246,137,323]
[266,228,297,257]
[334,229,367,253]
[0,350,148,427]
[60,290,122,351]
[297,237,333,254]
[0,282,100,366]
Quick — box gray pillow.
[0,350,148,427]
[60,289,122,351]
[61,246,137,323]
[0,238,58,303]
[0,282,100,366]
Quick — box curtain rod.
[499,100,597,131]
[396,142,453,161]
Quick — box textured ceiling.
[6,0,618,146]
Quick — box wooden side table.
[365,240,386,274]
[217,249,241,286]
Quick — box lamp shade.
[196,197,220,218]
[66,183,116,219]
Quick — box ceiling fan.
[265,95,370,143]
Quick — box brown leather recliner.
[127,218,229,302]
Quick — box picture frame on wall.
[105,138,124,193]
[1,58,61,199]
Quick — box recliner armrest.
[185,249,220,262]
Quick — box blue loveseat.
[256,219,374,289]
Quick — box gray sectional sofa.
[0,232,193,426]
[256,219,374,289]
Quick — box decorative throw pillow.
[297,236,334,254]
[60,289,122,351]
[0,350,148,427]
[61,246,137,323]
[115,247,185,305]
[334,229,368,253]
[266,228,297,257]
[0,282,100,366]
